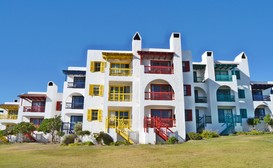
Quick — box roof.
[63,70,86,75]
[138,51,174,60]
[251,83,273,91]
[19,94,47,102]
[0,104,19,110]
[102,52,133,60]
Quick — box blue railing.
[217,94,235,102]
[215,75,232,81]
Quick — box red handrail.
[145,92,174,100]
[144,66,173,74]
[23,106,45,112]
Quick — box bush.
[187,132,203,140]
[201,130,219,139]
[62,134,76,145]
[82,141,94,146]
[166,136,178,144]
[0,136,8,144]
[110,141,131,146]
[236,130,265,136]
[94,132,113,145]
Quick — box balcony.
[106,118,131,128]
[145,92,174,100]
[109,93,132,102]
[195,97,207,103]
[215,74,232,81]
[144,66,173,74]
[23,106,45,112]
[217,94,235,102]
[253,95,271,101]
[67,82,85,88]
[144,117,176,131]
[194,77,204,83]
[65,102,84,109]
[0,114,18,120]
[110,68,132,76]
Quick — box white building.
[2,32,273,144]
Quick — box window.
[238,89,245,99]
[185,109,192,121]
[240,109,247,119]
[109,86,131,101]
[218,109,232,123]
[30,118,44,126]
[90,61,106,72]
[182,61,190,72]
[87,109,102,122]
[184,85,191,96]
[71,96,84,109]
[0,110,3,113]
[89,84,104,96]
[255,108,265,119]
[232,70,240,79]
[151,109,172,118]
[56,101,62,111]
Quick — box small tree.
[13,122,36,142]
[263,114,273,131]
[38,115,62,143]
[247,118,261,130]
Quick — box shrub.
[187,132,203,140]
[247,118,261,130]
[167,136,178,144]
[0,136,8,144]
[62,134,76,145]
[94,132,113,145]
[201,130,219,139]
[110,141,131,146]
[81,141,94,146]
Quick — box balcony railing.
[253,95,271,101]
[144,66,173,74]
[110,68,132,76]
[109,93,132,102]
[67,82,85,88]
[194,77,205,83]
[0,114,18,120]
[23,106,45,112]
[217,94,235,102]
[195,97,207,103]
[61,122,75,134]
[215,75,232,81]
[106,118,131,129]
[65,102,84,109]
[145,92,174,100]
[144,117,176,131]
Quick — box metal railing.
[23,106,45,112]
[144,116,176,131]
[106,118,131,129]
[108,93,132,102]
[145,92,174,100]
[144,66,173,74]
[0,114,18,120]
[65,102,84,109]
[217,94,235,102]
[195,96,207,103]
[215,74,232,81]
[67,82,85,88]
[194,77,205,83]
[252,95,271,101]
[110,68,132,76]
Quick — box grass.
[1,134,273,168]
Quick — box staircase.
[24,133,37,142]
[220,115,235,135]
[116,127,134,144]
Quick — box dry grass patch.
[1,135,273,168]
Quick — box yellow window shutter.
[90,61,95,72]
[89,85,94,96]
[99,85,104,96]
[98,109,102,122]
[100,62,106,72]
[87,109,92,121]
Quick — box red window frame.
[56,101,62,111]
[184,85,191,96]
[183,61,190,72]
[185,109,192,121]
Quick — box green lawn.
[1,135,273,168]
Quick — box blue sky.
[1,0,273,103]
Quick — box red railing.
[23,106,45,112]
[144,66,173,74]
[145,92,174,100]
[144,117,176,132]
